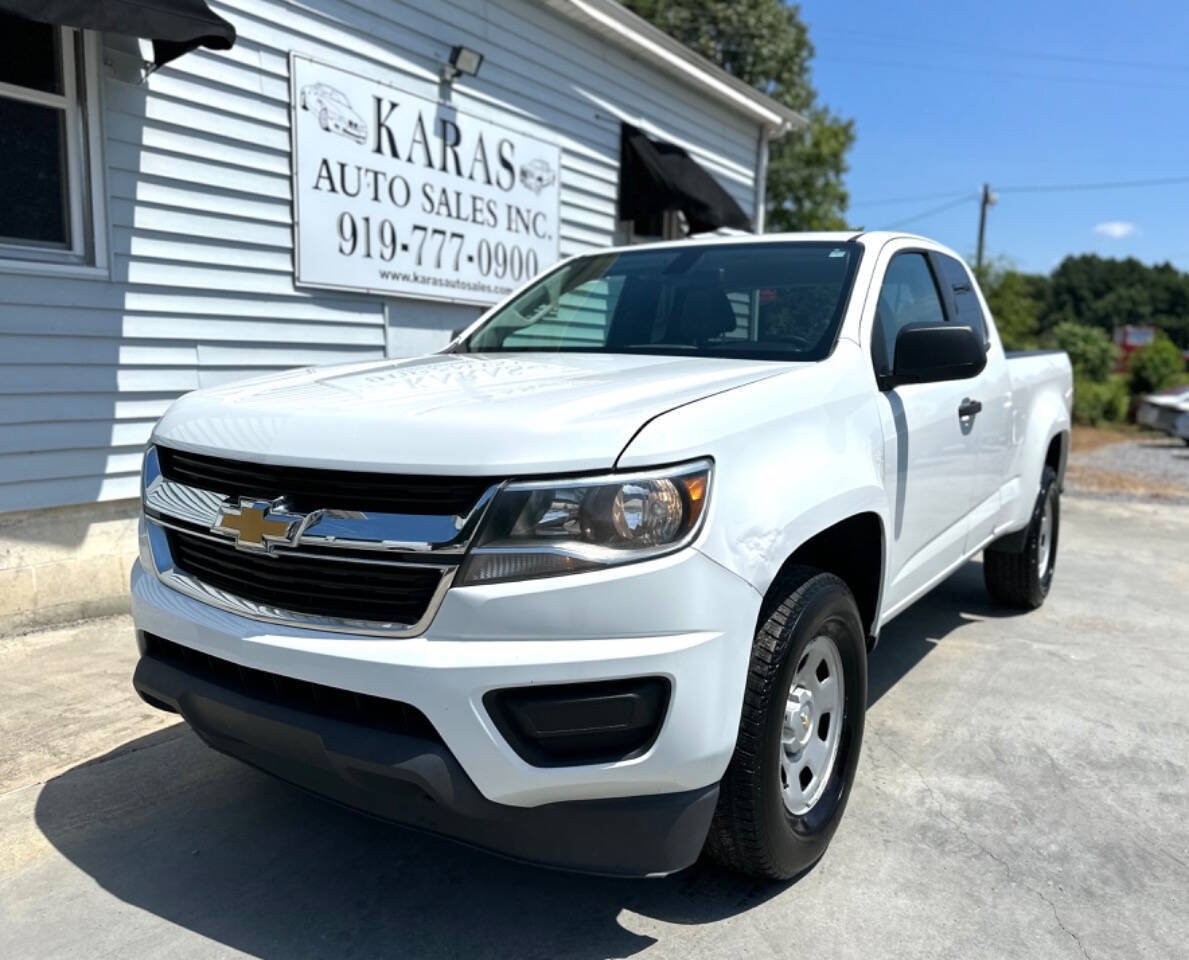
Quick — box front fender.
[617,346,890,602]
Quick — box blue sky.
[798,1,1189,274]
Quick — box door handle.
[958,398,983,419]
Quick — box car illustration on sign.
[518,157,556,194]
[300,83,367,144]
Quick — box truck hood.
[152,352,793,475]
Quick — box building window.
[0,14,106,273]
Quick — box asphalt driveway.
[1,496,1186,959]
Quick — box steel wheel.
[780,633,845,815]
[1037,495,1054,579]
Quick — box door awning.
[0,0,235,68]
[619,124,751,234]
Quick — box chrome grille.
[166,528,446,626]
[141,445,501,635]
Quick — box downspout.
[753,125,769,234]
[754,119,796,233]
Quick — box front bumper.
[130,547,760,872]
[133,646,718,876]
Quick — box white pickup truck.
[132,232,1072,879]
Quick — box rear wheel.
[984,465,1060,609]
[705,567,866,879]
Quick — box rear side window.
[936,255,987,345]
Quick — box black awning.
[0,0,235,67]
[619,123,751,234]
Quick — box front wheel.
[984,465,1060,609]
[705,567,867,879]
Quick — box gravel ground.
[1065,431,1189,503]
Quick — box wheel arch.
[762,511,886,651]
[1045,429,1068,489]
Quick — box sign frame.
[287,52,562,307]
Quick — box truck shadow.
[868,558,1027,707]
[33,729,785,959]
[33,560,1005,958]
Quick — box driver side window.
[872,252,946,376]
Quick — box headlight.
[459,459,712,585]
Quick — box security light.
[444,45,483,81]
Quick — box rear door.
[871,250,981,615]
[933,253,1014,551]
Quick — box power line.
[997,175,1189,193]
[813,28,1189,74]
[814,55,1189,92]
[856,174,1189,208]
[883,195,976,229]
[849,189,973,209]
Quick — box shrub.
[1052,322,1118,381]
[1129,331,1186,395]
[1106,374,1131,421]
[1072,375,1129,426]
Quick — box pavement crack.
[1038,890,1093,960]
[871,727,1094,960]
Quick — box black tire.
[984,465,1060,609]
[705,567,867,879]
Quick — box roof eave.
[541,0,805,134]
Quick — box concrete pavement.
[1,495,1187,959]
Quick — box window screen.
[0,15,71,249]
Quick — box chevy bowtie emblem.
[212,499,302,553]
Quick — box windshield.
[460,241,862,361]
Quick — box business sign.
[290,54,561,304]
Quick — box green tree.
[622,0,854,229]
[1051,322,1118,381]
[1045,255,1189,349]
[1129,331,1186,394]
[976,262,1044,350]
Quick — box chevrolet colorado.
[132,232,1073,879]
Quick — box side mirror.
[881,323,986,389]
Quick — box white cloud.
[1093,221,1138,239]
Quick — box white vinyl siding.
[0,0,763,514]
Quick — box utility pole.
[976,183,996,273]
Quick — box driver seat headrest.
[668,288,737,344]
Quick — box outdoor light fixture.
[443,45,484,82]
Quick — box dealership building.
[0,0,798,630]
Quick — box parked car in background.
[1137,385,1189,445]
[130,232,1072,880]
